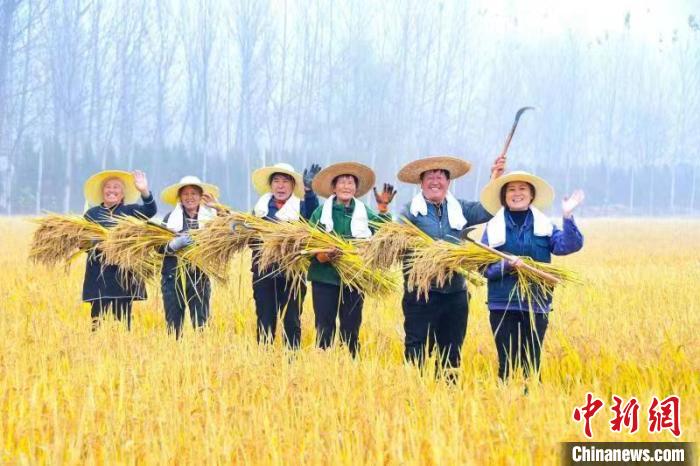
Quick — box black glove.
[303,164,322,191]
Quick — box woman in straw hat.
[308,162,397,357]
[479,171,584,381]
[397,154,505,376]
[82,169,157,330]
[159,176,221,339]
[249,162,322,349]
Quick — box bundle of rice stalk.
[406,240,498,299]
[29,213,108,269]
[259,219,399,297]
[358,219,433,270]
[509,257,582,310]
[182,211,261,283]
[99,216,175,283]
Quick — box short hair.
[500,181,536,206]
[102,177,125,190]
[269,172,295,185]
[331,174,359,188]
[419,169,451,181]
[178,185,204,197]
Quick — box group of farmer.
[80,153,584,381]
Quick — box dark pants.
[489,310,549,380]
[312,282,363,357]
[162,270,211,339]
[402,290,469,372]
[90,298,133,331]
[253,273,305,349]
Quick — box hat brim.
[160,182,221,206]
[311,162,376,198]
[397,156,472,184]
[479,171,555,215]
[252,166,305,198]
[84,170,140,207]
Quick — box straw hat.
[160,176,220,206]
[479,170,555,215]
[251,163,305,198]
[84,170,140,207]
[311,162,376,198]
[397,155,472,184]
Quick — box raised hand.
[132,170,149,196]
[372,183,397,213]
[490,155,507,180]
[303,164,322,191]
[562,189,585,218]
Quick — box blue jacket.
[251,190,319,278]
[482,210,583,312]
[400,197,493,294]
[82,193,158,301]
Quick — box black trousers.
[402,290,468,371]
[162,270,211,339]
[90,298,133,331]
[489,310,549,380]
[253,273,305,349]
[312,282,363,357]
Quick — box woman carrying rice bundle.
[159,176,220,339]
[250,162,321,349]
[397,155,505,376]
[82,170,157,330]
[479,171,584,381]
[308,162,396,357]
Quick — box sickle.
[499,106,535,159]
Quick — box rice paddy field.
[0,216,697,465]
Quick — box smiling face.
[420,169,450,203]
[178,185,203,212]
[332,175,358,203]
[102,178,125,207]
[503,181,535,211]
[269,173,295,201]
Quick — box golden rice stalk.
[29,213,108,269]
[99,216,175,283]
[509,257,582,310]
[181,211,259,283]
[258,219,400,297]
[358,219,433,270]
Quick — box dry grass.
[28,213,108,269]
[2,217,698,465]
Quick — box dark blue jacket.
[251,190,319,278]
[82,193,157,301]
[482,210,583,312]
[400,197,493,294]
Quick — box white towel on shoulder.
[409,192,467,230]
[165,203,217,232]
[485,206,554,247]
[253,193,301,221]
[319,195,372,239]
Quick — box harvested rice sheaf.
[29,213,108,269]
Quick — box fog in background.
[0,0,698,216]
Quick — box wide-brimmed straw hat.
[479,170,555,215]
[397,155,472,184]
[311,162,376,198]
[160,176,220,206]
[251,163,305,198]
[84,170,140,207]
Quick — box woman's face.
[270,174,294,201]
[333,175,357,203]
[504,181,534,211]
[102,178,125,206]
[179,185,203,211]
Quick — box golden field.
[0,217,697,465]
